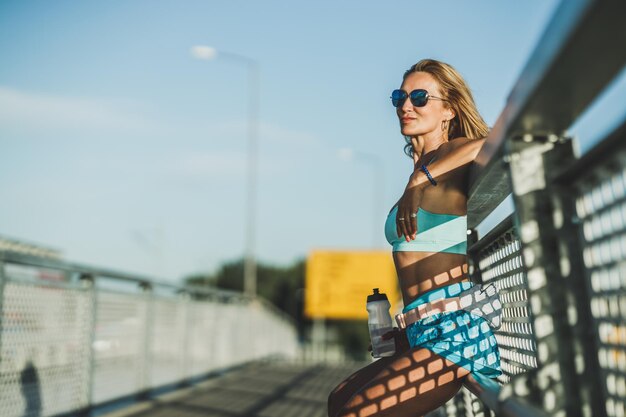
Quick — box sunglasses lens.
[391,90,407,107]
[409,90,428,107]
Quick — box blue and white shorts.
[403,281,502,379]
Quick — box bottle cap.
[367,288,389,302]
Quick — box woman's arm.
[412,137,485,188]
[396,137,486,239]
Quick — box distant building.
[0,236,65,282]
[0,235,62,260]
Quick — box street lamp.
[191,45,259,297]
[338,148,385,248]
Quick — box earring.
[441,119,449,132]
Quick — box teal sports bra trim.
[385,206,467,254]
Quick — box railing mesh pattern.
[428,223,536,416]
[476,229,538,386]
[0,279,92,417]
[0,260,298,417]
[462,387,491,417]
[576,162,626,417]
[149,297,187,387]
[453,226,538,416]
[92,291,149,404]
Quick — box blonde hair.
[402,59,489,158]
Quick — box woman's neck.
[412,132,448,159]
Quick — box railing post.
[506,134,581,415]
[79,273,97,416]
[139,281,154,397]
[208,294,220,371]
[0,257,6,375]
[181,291,193,383]
[177,289,191,385]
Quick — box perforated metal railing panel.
[0,258,299,416]
[186,300,218,377]
[149,297,186,388]
[426,223,537,417]
[576,164,626,417]
[462,388,490,417]
[92,291,149,404]
[476,229,538,386]
[0,279,92,417]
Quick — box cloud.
[0,86,157,134]
[190,45,217,61]
[0,86,321,149]
[0,86,325,179]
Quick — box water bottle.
[367,288,395,358]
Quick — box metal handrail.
[0,250,296,325]
[552,116,626,186]
[467,0,626,229]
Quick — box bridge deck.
[101,362,362,417]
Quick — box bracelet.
[420,164,437,186]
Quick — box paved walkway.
[102,361,363,417]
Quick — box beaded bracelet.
[420,164,437,186]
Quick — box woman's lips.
[401,117,415,124]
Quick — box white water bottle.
[367,288,395,358]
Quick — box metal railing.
[427,0,626,416]
[0,251,298,417]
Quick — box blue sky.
[0,0,566,281]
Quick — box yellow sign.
[305,250,399,320]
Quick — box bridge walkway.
[101,362,361,417]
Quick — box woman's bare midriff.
[394,250,470,306]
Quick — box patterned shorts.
[403,281,502,379]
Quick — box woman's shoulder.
[449,136,484,147]
[443,136,487,156]
[436,137,471,156]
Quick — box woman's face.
[396,71,453,140]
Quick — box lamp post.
[191,45,259,297]
[338,148,385,248]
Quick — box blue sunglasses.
[391,89,447,108]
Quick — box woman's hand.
[395,138,486,241]
[368,328,410,356]
[396,137,428,240]
[396,181,425,241]
[384,327,410,354]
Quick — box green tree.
[184,258,308,337]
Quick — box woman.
[328,59,501,417]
